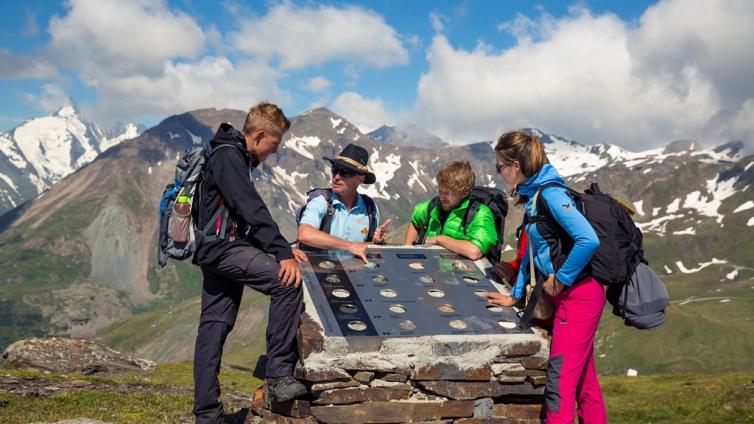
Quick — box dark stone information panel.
[301,247,529,337]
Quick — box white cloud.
[331,92,393,133]
[231,3,408,70]
[23,84,73,113]
[43,0,286,125]
[0,50,56,80]
[48,0,205,78]
[430,11,447,33]
[415,0,754,149]
[307,76,331,93]
[79,57,288,126]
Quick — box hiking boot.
[266,376,307,403]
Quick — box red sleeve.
[510,230,528,271]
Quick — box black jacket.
[194,123,293,265]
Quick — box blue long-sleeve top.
[511,164,600,299]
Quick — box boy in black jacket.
[192,102,308,423]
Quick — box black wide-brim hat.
[324,143,376,184]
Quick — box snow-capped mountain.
[0,106,142,214]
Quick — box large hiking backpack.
[157,144,237,267]
[295,188,378,242]
[531,182,644,287]
[415,186,509,263]
[525,182,668,329]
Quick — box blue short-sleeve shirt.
[299,192,380,242]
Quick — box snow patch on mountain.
[636,214,684,235]
[682,174,737,223]
[99,123,140,151]
[666,198,681,214]
[634,200,644,216]
[270,166,306,212]
[676,258,726,274]
[186,129,202,145]
[0,134,28,169]
[733,201,754,213]
[285,136,320,160]
[407,160,427,192]
[538,132,608,177]
[360,149,401,199]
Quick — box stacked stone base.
[253,375,544,423]
[250,330,548,423]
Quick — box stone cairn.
[251,286,550,423]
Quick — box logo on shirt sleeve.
[361,227,368,235]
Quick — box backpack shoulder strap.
[208,143,240,155]
[461,198,480,235]
[361,193,377,242]
[415,197,440,245]
[319,189,335,234]
[532,181,569,221]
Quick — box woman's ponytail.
[494,130,549,178]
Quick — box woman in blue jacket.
[486,130,607,424]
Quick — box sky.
[1,0,753,151]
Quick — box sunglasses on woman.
[495,161,514,173]
[331,166,361,178]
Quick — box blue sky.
[1,0,753,150]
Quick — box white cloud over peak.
[415,0,754,149]
[42,0,285,125]
[80,57,288,125]
[231,3,409,70]
[22,84,73,113]
[331,92,394,133]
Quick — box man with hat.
[297,144,391,261]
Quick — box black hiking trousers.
[193,244,303,424]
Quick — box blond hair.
[242,101,290,136]
[436,161,475,197]
[494,130,549,178]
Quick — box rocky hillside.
[0,106,752,365]
[0,106,142,215]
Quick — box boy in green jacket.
[404,161,497,260]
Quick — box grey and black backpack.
[157,144,237,267]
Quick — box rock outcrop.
[0,337,155,373]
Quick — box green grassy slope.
[99,287,270,365]
[595,268,754,375]
[0,366,751,423]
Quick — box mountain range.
[0,106,142,215]
[0,106,751,374]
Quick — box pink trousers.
[545,277,607,424]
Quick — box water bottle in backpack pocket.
[170,193,192,243]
